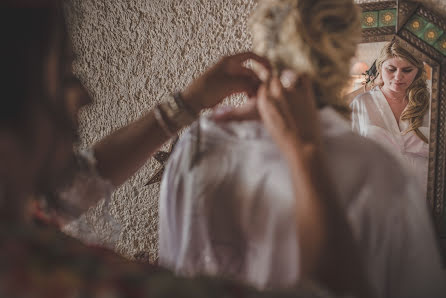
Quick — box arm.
[286,142,370,297]
[257,76,371,297]
[93,52,269,187]
[92,110,170,188]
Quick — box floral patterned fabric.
[30,149,121,249]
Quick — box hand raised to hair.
[257,75,322,157]
[181,52,270,113]
[212,70,299,122]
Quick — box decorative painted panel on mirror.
[360,1,397,42]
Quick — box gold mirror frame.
[359,0,446,256]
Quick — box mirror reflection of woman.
[350,41,430,191]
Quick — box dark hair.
[364,61,377,84]
[0,2,67,130]
[0,2,83,220]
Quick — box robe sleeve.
[50,149,121,249]
[350,96,362,135]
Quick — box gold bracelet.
[154,106,174,136]
[157,93,197,131]
[154,93,198,137]
[173,92,198,117]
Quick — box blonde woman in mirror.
[350,41,430,191]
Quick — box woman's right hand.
[181,52,270,113]
[256,75,322,159]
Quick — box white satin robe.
[350,86,430,191]
[158,107,445,298]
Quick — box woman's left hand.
[181,52,270,113]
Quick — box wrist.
[154,93,198,137]
[284,140,322,167]
[181,89,205,114]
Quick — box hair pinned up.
[249,0,361,117]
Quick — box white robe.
[158,107,445,298]
[350,86,430,191]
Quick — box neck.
[380,85,406,103]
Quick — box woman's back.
[159,108,445,297]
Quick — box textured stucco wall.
[64,0,256,261]
[64,0,446,262]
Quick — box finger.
[258,82,288,127]
[228,51,271,71]
[268,76,284,99]
[267,77,295,123]
[297,75,317,111]
[232,75,262,98]
[257,83,268,103]
[227,65,261,84]
[258,92,289,137]
[225,66,263,97]
[245,74,262,97]
[280,70,299,90]
[251,60,271,83]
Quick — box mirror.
[347,41,433,191]
[356,0,446,259]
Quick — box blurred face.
[381,57,418,94]
[34,28,92,193]
[0,4,92,219]
[61,40,92,128]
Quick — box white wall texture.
[64,0,446,262]
[64,0,256,261]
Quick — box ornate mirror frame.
[359,0,446,255]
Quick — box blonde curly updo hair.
[249,0,361,116]
[375,41,430,143]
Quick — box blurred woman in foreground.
[0,1,368,297]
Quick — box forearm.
[285,143,371,297]
[286,144,330,276]
[92,52,266,187]
[93,110,172,187]
[93,87,206,187]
